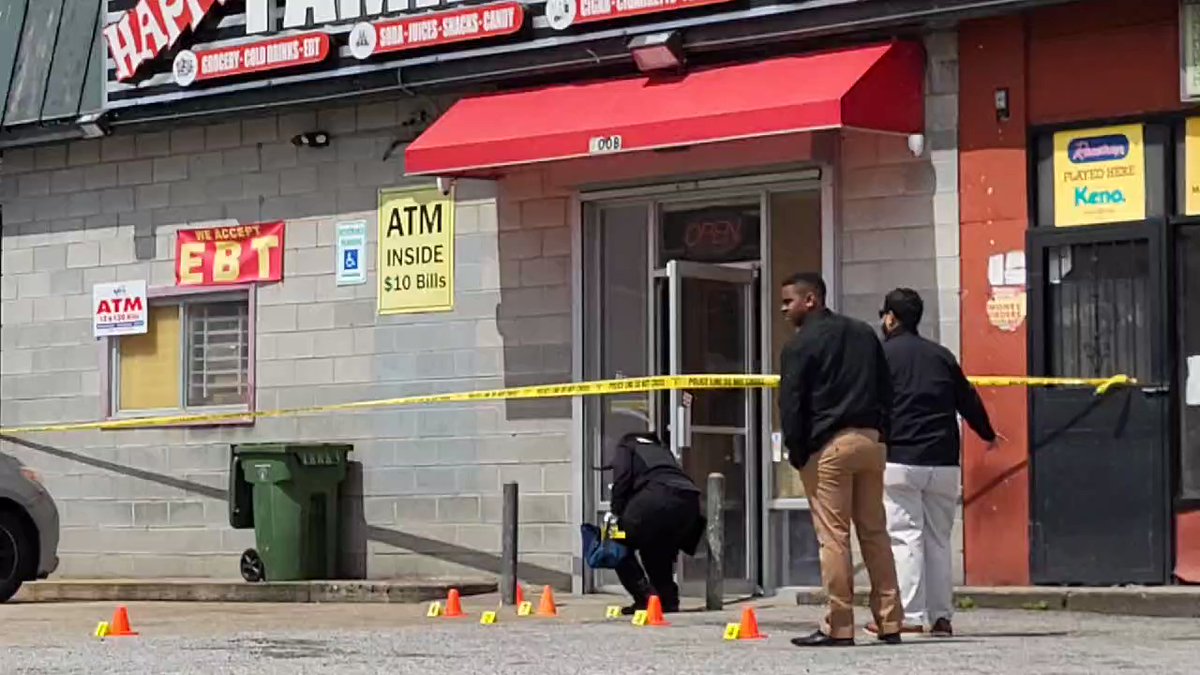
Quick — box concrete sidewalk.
[14,578,497,603]
[14,579,1200,618]
[795,585,1200,618]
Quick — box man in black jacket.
[876,288,998,638]
[608,432,704,614]
[778,272,904,647]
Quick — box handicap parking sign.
[336,221,367,286]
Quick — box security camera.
[436,176,455,196]
[291,131,331,148]
[907,133,925,158]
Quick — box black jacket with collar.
[779,309,893,469]
[882,330,996,466]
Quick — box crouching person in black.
[609,432,705,615]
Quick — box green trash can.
[230,443,352,582]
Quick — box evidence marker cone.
[536,586,558,617]
[443,588,466,618]
[107,606,139,637]
[736,606,765,640]
[645,595,669,627]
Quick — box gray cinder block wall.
[0,100,574,584]
[840,31,966,586]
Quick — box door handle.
[676,403,693,450]
[1139,385,1169,396]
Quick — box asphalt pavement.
[1,594,1197,674]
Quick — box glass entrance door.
[658,260,758,594]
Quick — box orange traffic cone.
[536,586,558,617]
[444,589,466,618]
[737,607,765,639]
[515,584,525,606]
[107,606,139,637]
[645,595,670,627]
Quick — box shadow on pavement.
[1,434,572,589]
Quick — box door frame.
[661,259,758,595]
[1174,224,1200,512]
[576,168,832,595]
[1025,220,1173,582]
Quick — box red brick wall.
[959,15,1032,585]
[958,0,1184,585]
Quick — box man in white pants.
[871,289,998,637]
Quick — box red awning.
[404,41,925,176]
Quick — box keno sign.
[93,281,149,338]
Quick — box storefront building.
[959,0,1200,585]
[6,0,1178,593]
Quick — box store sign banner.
[106,0,228,81]
[176,221,286,286]
[174,33,331,87]
[336,220,368,286]
[544,0,735,31]
[93,281,149,338]
[1052,124,1146,227]
[1184,118,1200,215]
[378,187,455,315]
[349,2,524,59]
[1182,0,1200,101]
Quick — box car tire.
[0,510,35,603]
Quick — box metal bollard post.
[706,473,724,611]
[501,482,519,605]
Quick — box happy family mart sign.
[105,0,733,84]
[1051,124,1147,227]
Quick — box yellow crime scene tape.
[0,373,1135,436]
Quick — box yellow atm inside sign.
[378,186,455,315]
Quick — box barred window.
[114,294,251,413]
[186,301,250,407]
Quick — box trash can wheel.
[240,548,265,583]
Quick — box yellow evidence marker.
[517,601,534,616]
[631,610,649,626]
[723,623,742,641]
[426,601,443,617]
[480,611,498,625]
[605,606,622,619]
[94,621,110,639]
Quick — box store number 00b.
[383,273,448,292]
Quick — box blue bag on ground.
[581,523,629,569]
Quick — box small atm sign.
[175,221,285,286]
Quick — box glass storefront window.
[767,190,823,500]
[584,203,651,503]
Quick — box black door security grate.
[1046,240,1152,381]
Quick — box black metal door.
[1027,226,1171,585]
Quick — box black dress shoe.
[790,630,854,647]
[620,602,647,616]
[877,632,902,645]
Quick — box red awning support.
[404,41,925,177]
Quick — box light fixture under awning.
[404,41,925,177]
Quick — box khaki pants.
[800,429,904,638]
